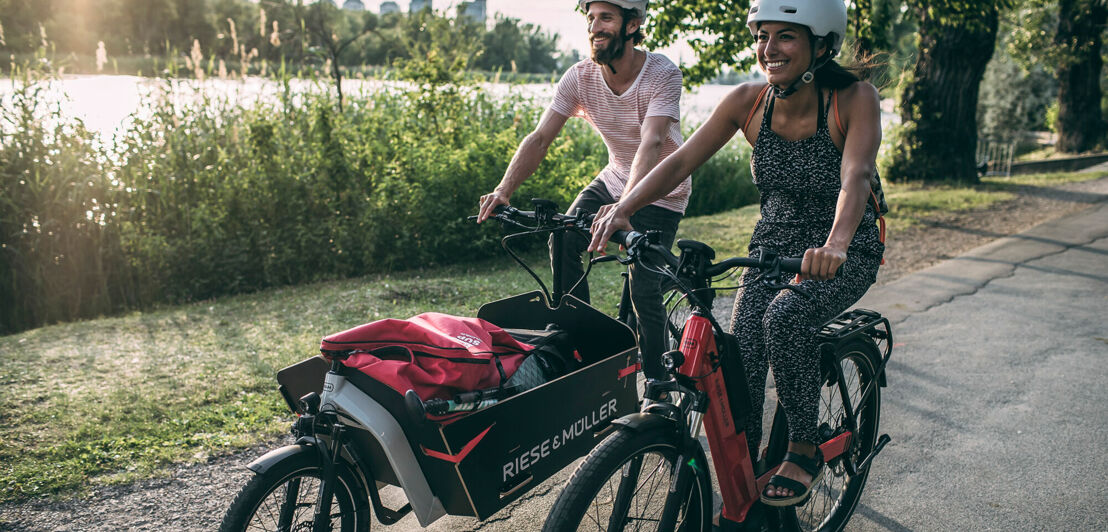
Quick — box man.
[476,0,691,380]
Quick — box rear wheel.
[544,426,711,532]
[768,338,882,532]
[219,450,368,532]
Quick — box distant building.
[410,0,431,13]
[342,0,365,10]
[460,0,486,22]
[380,1,400,15]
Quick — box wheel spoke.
[570,444,703,532]
[785,347,879,531]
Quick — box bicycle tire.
[219,450,369,532]
[543,426,711,532]
[767,338,882,532]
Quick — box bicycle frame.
[674,313,762,524]
[650,270,892,529]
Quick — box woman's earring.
[801,71,814,84]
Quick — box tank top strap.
[762,87,833,133]
[761,91,776,131]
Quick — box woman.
[587,0,885,507]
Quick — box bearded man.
[477,0,689,381]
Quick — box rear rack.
[815,308,890,344]
[816,308,893,387]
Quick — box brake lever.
[762,278,814,300]
[589,254,620,265]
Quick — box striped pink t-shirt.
[549,52,691,214]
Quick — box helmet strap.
[771,36,830,99]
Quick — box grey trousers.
[551,179,682,379]
[729,251,880,453]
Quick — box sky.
[356,0,696,62]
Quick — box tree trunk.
[1054,0,1107,153]
[889,4,1000,183]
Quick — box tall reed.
[0,54,753,335]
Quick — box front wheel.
[544,425,711,532]
[770,338,883,532]
[219,449,369,532]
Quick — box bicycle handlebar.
[477,199,806,291]
[612,230,803,278]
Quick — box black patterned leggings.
[728,252,880,454]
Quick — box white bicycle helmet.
[747,0,847,59]
[747,0,848,97]
[578,0,648,19]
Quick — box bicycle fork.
[311,422,346,532]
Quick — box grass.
[873,170,1108,230]
[0,169,1103,503]
[0,244,625,502]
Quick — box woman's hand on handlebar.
[588,203,633,252]
[476,190,510,223]
[801,245,847,281]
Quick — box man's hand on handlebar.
[476,190,511,223]
[588,203,633,252]
[801,245,847,281]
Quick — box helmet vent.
[781,7,798,14]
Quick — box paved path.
[845,201,1108,530]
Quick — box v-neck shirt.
[549,52,689,213]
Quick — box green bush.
[0,60,614,333]
[683,131,757,217]
[0,63,132,332]
[1,57,762,335]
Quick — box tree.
[1053,0,1107,152]
[977,2,1059,143]
[475,15,524,72]
[647,1,910,87]
[977,38,1056,142]
[852,0,898,59]
[473,15,560,74]
[302,2,378,110]
[887,1,1004,183]
[647,1,755,87]
[0,0,57,52]
[119,0,178,54]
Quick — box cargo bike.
[219,200,643,531]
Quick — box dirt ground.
[1,173,1106,531]
[875,173,1108,286]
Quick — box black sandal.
[760,449,825,507]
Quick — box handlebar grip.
[775,257,843,276]
[610,230,639,248]
[779,257,803,273]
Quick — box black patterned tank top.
[748,88,884,259]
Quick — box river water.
[0,75,893,144]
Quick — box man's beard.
[591,28,628,67]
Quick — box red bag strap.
[837,90,887,264]
[833,90,846,138]
[743,84,772,134]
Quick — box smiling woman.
[585,0,888,518]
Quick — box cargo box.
[276,291,639,520]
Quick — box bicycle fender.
[610,411,678,434]
[245,439,321,475]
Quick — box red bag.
[320,312,532,401]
